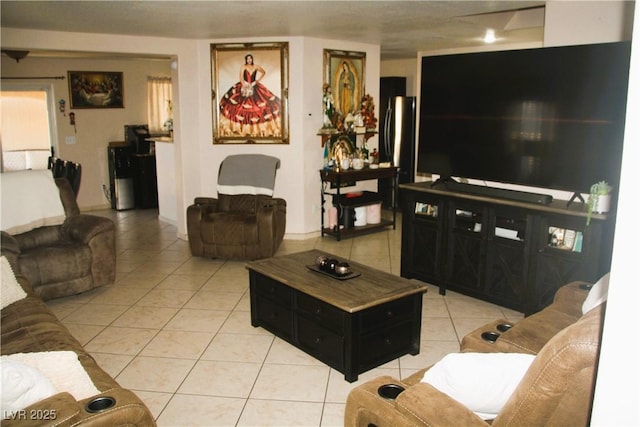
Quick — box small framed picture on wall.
[67,71,124,108]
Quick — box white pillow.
[582,273,610,315]
[422,352,535,419]
[1,256,27,309]
[1,359,56,415]
[1,351,100,414]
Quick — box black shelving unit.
[319,167,398,241]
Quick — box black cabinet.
[130,154,158,209]
[401,195,444,285]
[401,182,612,315]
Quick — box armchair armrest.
[61,215,114,244]
[345,375,489,427]
[257,197,286,254]
[1,231,21,260]
[11,226,63,251]
[61,215,116,287]
[552,281,590,318]
[2,389,155,427]
[396,382,489,426]
[187,198,220,257]
[193,197,218,207]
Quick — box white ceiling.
[1,1,545,60]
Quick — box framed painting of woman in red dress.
[211,42,289,144]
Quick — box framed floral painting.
[323,49,366,126]
[211,42,289,144]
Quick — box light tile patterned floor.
[46,209,523,426]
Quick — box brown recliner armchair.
[345,277,610,426]
[345,302,605,426]
[1,170,115,300]
[187,154,286,261]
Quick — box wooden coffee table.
[246,249,428,382]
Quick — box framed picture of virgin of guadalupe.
[211,42,289,144]
[323,49,366,128]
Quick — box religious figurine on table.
[322,84,336,128]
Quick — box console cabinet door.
[445,201,488,295]
[400,191,444,285]
[529,214,604,313]
[483,207,532,312]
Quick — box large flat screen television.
[417,41,631,196]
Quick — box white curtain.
[147,77,172,134]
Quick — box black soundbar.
[437,181,553,205]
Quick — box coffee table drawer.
[359,320,414,368]
[252,274,293,305]
[298,316,344,370]
[297,293,345,334]
[360,297,414,332]
[255,298,293,340]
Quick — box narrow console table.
[320,166,398,240]
[247,249,427,382]
[400,181,613,315]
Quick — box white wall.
[381,58,419,96]
[547,1,639,425]
[0,28,380,238]
[544,0,635,46]
[590,8,640,421]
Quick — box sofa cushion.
[421,352,535,419]
[1,256,27,309]
[0,170,65,234]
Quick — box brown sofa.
[1,254,155,426]
[345,280,605,426]
[1,177,115,300]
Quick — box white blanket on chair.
[1,170,65,234]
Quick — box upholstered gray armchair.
[187,154,286,260]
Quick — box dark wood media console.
[400,181,613,315]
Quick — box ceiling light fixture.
[2,50,29,63]
[484,29,496,44]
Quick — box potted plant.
[586,181,613,225]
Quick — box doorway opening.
[0,84,57,172]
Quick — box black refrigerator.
[379,95,416,208]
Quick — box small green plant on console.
[586,181,612,226]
